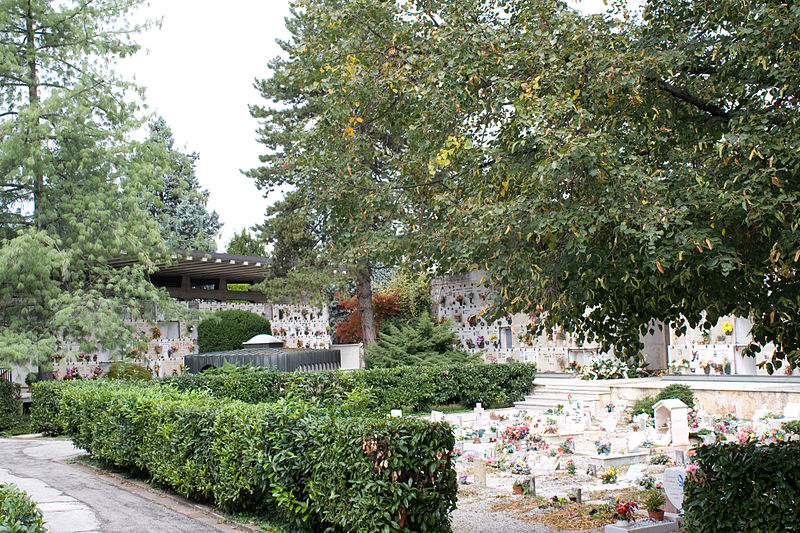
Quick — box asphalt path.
[0,436,247,533]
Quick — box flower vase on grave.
[704,366,711,375]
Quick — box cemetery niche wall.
[51,251,332,381]
[431,271,666,372]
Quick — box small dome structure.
[243,334,285,348]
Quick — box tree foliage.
[364,313,480,368]
[247,0,463,347]
[226,228,267,258]
[334,291,400,344]
[0,0,174,365]
[143,117,221,252]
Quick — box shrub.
[160,362,536,414]
[364,313,480,368]
[655,383,694,409]
[43,381,457,532]
[197,310,271,353]
[30,380,66,434]
[631,395,657,416]
[684,441,800,531]
[105,362,152,381]
[782,420,800,434]
[0,483,47,533]
[0,380,21,431]
[25,372,39,386]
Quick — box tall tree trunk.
[25,1,42,229]
[354,266,377,349]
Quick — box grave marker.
[663,467,687,512]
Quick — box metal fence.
[0,367,11,382]
[184,348,341,374]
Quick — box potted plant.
[612,500,638,524]
[512,481,523,495]
[643,488,666,521]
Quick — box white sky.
[120,0,618,251]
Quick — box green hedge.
[37,381,456,532]
[161,362,536,413]
[0,380,21,431]
[197,310,271,353]
[0,483,48,533]
[683,441,800,531]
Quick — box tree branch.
[646,77,729,118]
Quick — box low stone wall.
[606,377,800,419]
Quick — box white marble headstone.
[430,410,444,422]
[627,432,646,452]
[663,467,688,511]
[390,409,402,418]
[621,464,648,482]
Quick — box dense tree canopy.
[0,0,173,365]
[254,0,800,369]
[143,117,221,252]
[247,0,461,346]
[410,0,800,370]
[226,228,267,258]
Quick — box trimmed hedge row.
[35,381,457,532]
[0,380,21,431]
[683,441,800,531]
[0,483,48,533]
[161,362,537,412]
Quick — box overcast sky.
[120,0,617,251]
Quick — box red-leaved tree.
[334,291,401,343]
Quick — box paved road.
[0,436,246,533]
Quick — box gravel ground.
[452,489,560,533]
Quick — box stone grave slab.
[605,519,679,533]
[589,452,649,468]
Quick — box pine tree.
[143,117,221,251]
[0,0,173,365]
[364,313,480,368]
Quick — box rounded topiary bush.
[105,362,152,381]
[197,310,271,353]
[655,383,694,408]
[25,372,40,387]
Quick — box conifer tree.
[0,0,172,365]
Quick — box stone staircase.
[514,375,611,411]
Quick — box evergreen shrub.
[683,441,800,531]
[35,381,456,532]
[160,361,537,412]
[655,383,694,408]
[0,483,47,533]
[105,362,152,381]
[0,380,21,431]
[197,310,271,353]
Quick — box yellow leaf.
[527,233,533,241]
[505,224,511,235]
[722,228,726,236]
